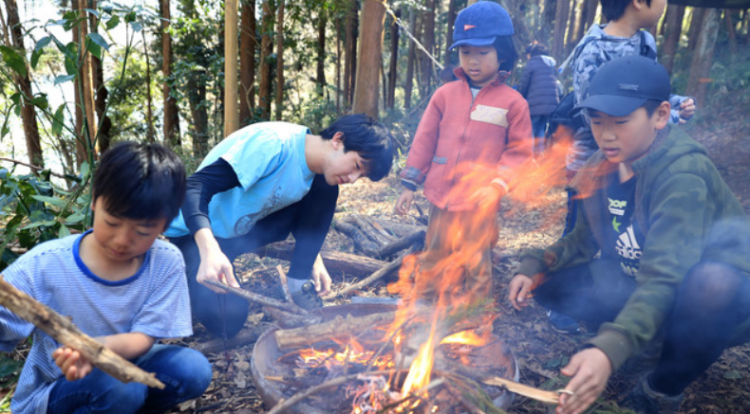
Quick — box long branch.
[0,276,164,388]
[204,280,309,315]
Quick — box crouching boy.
[0,142,212,414]
[507,56,750,414]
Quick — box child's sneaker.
[290,280,323,310]
[620,374,684,414]
[546,310,581,334]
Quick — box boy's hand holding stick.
[0,276,165,389]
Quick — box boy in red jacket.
[394,1,532,303]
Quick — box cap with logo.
[577,55,671,117]
[449,1,514,50]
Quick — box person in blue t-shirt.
[166,114,395,338]
[0,142,212,414]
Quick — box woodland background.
[1,0,750,412]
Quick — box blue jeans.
[47,345,212,414]
[530,115,549,155]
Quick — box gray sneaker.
[290,280,323,310]
[620,374,684,414]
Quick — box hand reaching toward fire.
[394,189,415,215]
[556,348,612,414]
[311,254,332,296]
[469,184,505,211]
[508,274,535,311]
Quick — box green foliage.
[0,167,90,271]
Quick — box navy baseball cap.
[449,1,514,50]
[577,55,671,117]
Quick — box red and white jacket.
[400,67,533,210]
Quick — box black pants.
[533,260,750,395]
[171,174,338,337]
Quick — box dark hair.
[93,142,186,226]
[525,43,548,57]
[643,99,663,117]
[493,36,518,72]
[601,0,652,22]
[319,114,395,182]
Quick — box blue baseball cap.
[577,55,671,117]
[449,2,514,50]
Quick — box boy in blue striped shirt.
[0,142,212,414]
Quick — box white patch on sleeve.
[470,105,509,127]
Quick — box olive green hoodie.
[517,125,750,370]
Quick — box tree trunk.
[551,0,570,63]
[224,0,239,136]
[344,1,359,107]
[258,0,275,120]
[352,0,385,118]
[77,0,97,160]
[316,10,327,91]
[72,10,85,167]
[143,30,155,143]
[274,0,284,120]
[686,8,719,108]
[443,0,457,67]
[186,76,209,157]
[88,0,111,154]
[387,9,399,109]
[661,4,686,75]
[336,17,342,112]
[419,0,435,98]
[725,9,738,54]
[541,0,557,42]
[404,6,417,110]
[687,7,705,52]
[161,0,181,147]
[239,0,256,127]
[564,0,579,54]
[4,0,43,169]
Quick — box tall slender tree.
[239,0,256,126]
[316,9,327,91]
[404,6,417,109]
[686,8,719,108]
[258,0,275,119]
[3,0,43,169]
[275,0,284,120]
[352,0,385,118]
[161,0,181,147]
[88,0,111,153]
[551,0,570,62]
[419,0,435,97]
[387,9,399,109]
[225,0,239,136]
[443,0,457,67]
[661,4,685,74]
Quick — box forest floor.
[0,119,748,414]
[164,116,750,414]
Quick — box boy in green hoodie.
[508,56,750,414]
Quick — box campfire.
[246,135,574,414]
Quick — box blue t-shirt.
[165,122,315,239]
[0,231,192,414]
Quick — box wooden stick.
[194,327,262,355]
[375,229,425,258]
[443,380,488,414]
[275,265,309,315]
[204,280,309,316]
[0,277,164,388]
[265,369,398,414]
[321,246,417,301]
[274,310,396,350]
[481,376,561,405]
[256,241,388,278]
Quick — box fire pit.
[251,303,519,414]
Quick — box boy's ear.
[654,101,671,130]
[332,131,345,149]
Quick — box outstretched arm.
[183,159,243,293]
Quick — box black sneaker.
[291,280,323,310]
[546,310,581,334]
[620,374,684,414]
